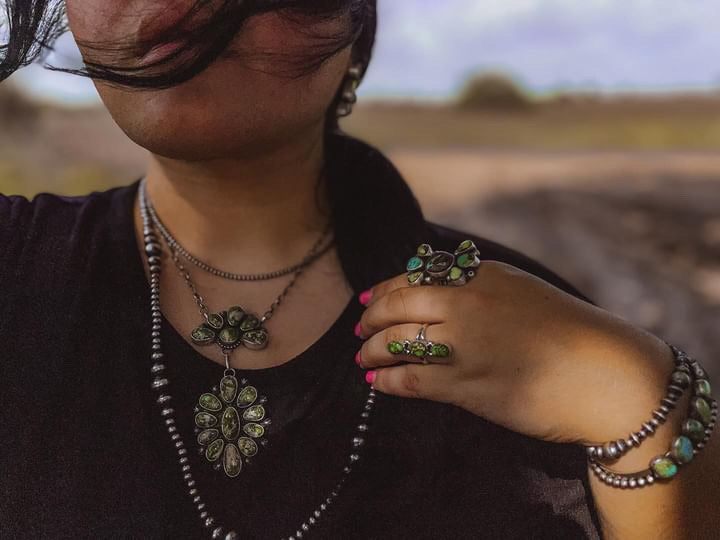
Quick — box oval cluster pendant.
[194,370,270,478]
[190,306,269,351]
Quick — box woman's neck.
[142,128,332,273]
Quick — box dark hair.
[0,0,377,130]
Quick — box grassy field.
[341,95,720,150]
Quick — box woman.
[1,1,718,539]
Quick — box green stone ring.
[387,323,452,364]
[406,239,481,287]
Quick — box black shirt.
[0,133,603,539]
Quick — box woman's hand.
[355,259,677,446]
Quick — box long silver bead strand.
[139,180,375,538]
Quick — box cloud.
[7,0,720,103]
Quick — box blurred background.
[1,0,718,376]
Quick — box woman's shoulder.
[424,219,596,306]
[0,183,137,272]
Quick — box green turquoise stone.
[406,256,424,272]
[409,341,427,358]
[457,253,479,268]
[449,266,464,281]
[223,443,242,477]
[207,313,224,330]
[219,326,240,346]
[430,343,450,357]
[388,341,405,355]
[671,436,694,464]
[417,244,431,256]
[243,404,265,421]
[692,397,712,425]
[239,314,260,332]
[205,438,224,462]
[236,386,258,407]
[220,375,238,403]
[237,437,258,457]
[407,271,423,285]
[227,306,245,327]
[191,326,215,344]
[242,329,268,350]
[695,379,711,398]
[197,428,219,446]
[427,252,454,274]
[195,412,217,428]
[243,422,264,438]
[199,393,222,411]
[650,456,677,479]
[682,419,706,443]
[456,239,474,253]
[221,406,240,440]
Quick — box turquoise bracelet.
[586,343,717,489]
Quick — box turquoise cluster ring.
[387,324,452,364]
[406,240,481,286]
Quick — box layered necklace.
[138,178,376,539]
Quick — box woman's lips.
[139,40,188,66]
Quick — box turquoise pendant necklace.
[141,181,333,479]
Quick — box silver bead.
[152,378,169,389]
[652,410,667,422]
[212,527,224,539]
[620,478,628,488]
[161,408,174,416]
[628,478,637,488]
[151,363,165,373]
[205,517,215,528]
[350,454,360,462]
[637,477,646,487]
[157,394,171,403]
[171,433,180,441]
[225,530,239,539]
[193,496,201,504]
[352,437,364,447]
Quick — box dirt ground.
[392,150,720,379]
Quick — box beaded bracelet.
[585,343,717,489]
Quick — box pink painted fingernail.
[355,350,362,366]
[365,370,376,384]
[354,321,363,338]
[358,289,373,306]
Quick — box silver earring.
[336,64,363,118]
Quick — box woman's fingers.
[357,281,455,338]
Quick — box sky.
[7,0,720,105]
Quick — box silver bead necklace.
[143,184,334,281]
[138,178,375,539]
